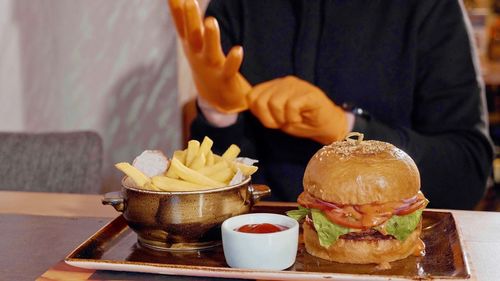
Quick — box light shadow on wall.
[102,52,181,192]
[12,0,182,193]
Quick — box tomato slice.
[323,210,364,228]
[297,191,427,229]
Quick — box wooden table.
[1,191,499,281]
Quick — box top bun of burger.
[303,136,420,205]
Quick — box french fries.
[206,151,215,166]
[189,136,213,170]
[198,136,213,158]
[198,160,229,176]
[230,161,259,176]
[189,153,206,170]
[115,162,151,188]
[152,176,210,191]
[185,140,200,167]
[210,167,234,183]
[115,136,258,192]
[222,144,240,161]
[170,158,226,187]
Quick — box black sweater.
[191,0,494,209]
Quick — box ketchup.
[235,223,288,234]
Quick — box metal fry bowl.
[102,177,271,251]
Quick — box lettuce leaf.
[286,206,423,247]
[310,209,351,247]
[383,210,423,241]
[287,207,350,247]
[286,206,309,221]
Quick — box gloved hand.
[168,0,251,113]
[246,76,353,144]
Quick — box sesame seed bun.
[303,139,420,205]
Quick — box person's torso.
[214,0,430,201]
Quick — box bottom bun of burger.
[303,221,423,264]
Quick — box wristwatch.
[341,102,371,121]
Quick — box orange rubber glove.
[246,76,353,144]
[168,0,251,113]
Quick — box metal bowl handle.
[250,184,271,203]
[102,191,125,212]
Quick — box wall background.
[0,0,191,192]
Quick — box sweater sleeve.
[354,0,493,209]
[190,0,257,157]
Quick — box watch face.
[353,107,366,116]
[341,103,370,120]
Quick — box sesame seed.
[319,139,396,159]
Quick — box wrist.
[314,107,352,145]
[341,103,371,136]
[345,112,355,133]
[197,97,238,128]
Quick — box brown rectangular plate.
[65,204,471,280]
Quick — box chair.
[0,131,103,194]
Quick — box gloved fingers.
[284,93,312,124]
[222,46,244,79]
[168,0,186,39]
[203,17,225,66]
[246,79,275,106]
[247,82,280,128]
[281,122,312,137]
[184,0,203,53]
[300,110,321,126]
[267,82,292,126]
[250,91,279,128]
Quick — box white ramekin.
[221,213,299,270]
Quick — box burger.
[287,133,428,265]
